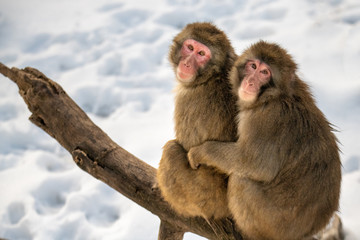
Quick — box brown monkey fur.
[188,41,342,239]
[157,22,238,219]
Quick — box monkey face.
[169,22,236,87]
[176,39,212,84]
[231,41,300,107]
[238,59,272,102]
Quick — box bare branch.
[158,221,185,240]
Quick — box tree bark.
[0,62,344,240]
[158,221,185,240]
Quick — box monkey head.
[169,22,236,86]
[231,40,298,107]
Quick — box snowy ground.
[0,0,359,239]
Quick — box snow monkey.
[188,41,341,240]
[157,22,238,219]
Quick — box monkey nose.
[247,78,255,85]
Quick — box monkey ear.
[228,51,237,63]
[274,71,298,97]
[290,73,296,83]
[288,73,297,95]
[229,62,241,95]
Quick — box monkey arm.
[188,141,240,174]
[158,139,190,182]
[188,141,280,183]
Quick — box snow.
[0,0,359,239]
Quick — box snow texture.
[0,0,359,239]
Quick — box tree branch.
[158,221,185,240]
[0,62,344,240]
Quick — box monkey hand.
[188,146,202,169]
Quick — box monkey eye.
[188,45,194,51]
[261,70,269,75]
[251,63,257,69]
[198,51,205,56]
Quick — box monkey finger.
[188,160,200,170]
[187,150,201,169]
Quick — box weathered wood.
[0,62,344,240]
[158,221,185,240]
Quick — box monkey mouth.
[239,87,257,95]
[239,87,257,102]
[177,71,195,83]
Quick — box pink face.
[239,59,272,102]
[176,39,212,83]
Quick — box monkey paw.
[188,148,201,169]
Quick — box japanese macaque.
[157,22,238,219]
[188,41,341,239]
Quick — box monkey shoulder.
[174,80,237,146]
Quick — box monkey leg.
[157,140,230,219]
[228,176,325,240]
[227,177,286,240]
